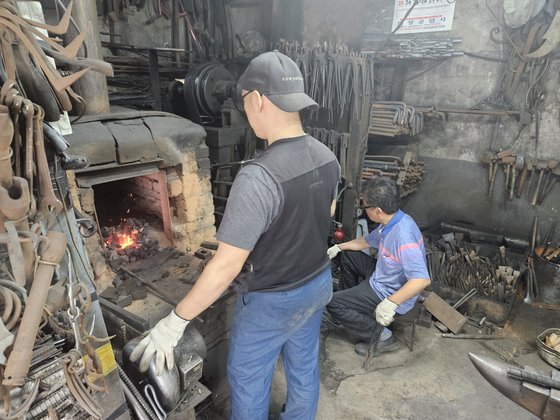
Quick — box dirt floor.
[266,299,560,420]
[97,245,560,420]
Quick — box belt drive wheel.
[183,63,234,121]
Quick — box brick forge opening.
[65,114,217,281]
[92,171,173,267]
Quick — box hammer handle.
[516,166,528,197]
[531,169,545,206]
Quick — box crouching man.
[326,178,430,356]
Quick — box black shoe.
[354,336,400,357]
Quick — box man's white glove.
[327,244,342,259]
[129,310,190,375]
[375,298,398,326]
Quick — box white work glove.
[327,244,342,259]
[129,310,190,375]
[375,298,398,326]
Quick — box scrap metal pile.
[361,35,463,60]
[0,3,115,418]
[0,80,107,418]
[369,101,424,137]
[426,233,521,304]
[0,1,112,121]
[362,152,425,198]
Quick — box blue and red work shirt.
[364,210,429,314]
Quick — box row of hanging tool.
[307,127,349,180]
[483,150,559,206]
[277,39,374,124]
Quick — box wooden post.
[63,0,110,114]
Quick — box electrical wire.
[463,52,507,63]
[374,0,420,58]
[485,0,524,60]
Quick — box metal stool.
[363,303,420,369]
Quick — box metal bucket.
[534,256,560,305]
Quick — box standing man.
[326,178,430,356]
[130,51,340,420]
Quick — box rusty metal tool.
[542,165,560,199]
[424,292,467,335]
[540,222,557,258]
[482,151,494,183]
[537,160,558,205]
[488,159,500,198]
[3,231,67,387]
[526,159,537,198]
[531,160,547,206]
[510,155,524,200]
[525,217,538,304]
[546,246,560,262]
[516,160,530,197]
[32,105,62,216]
[442,333,503,339]
[502,156,516,201]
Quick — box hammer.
[537,160,558,204]
[516,160,531,197]
[502,156,516,201]
[488,157,500,198]
[526,159,538,198]
[481,151,494,183]
[510,154,524,200]
[531,160,548,207]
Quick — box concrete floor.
[267,301,560,420]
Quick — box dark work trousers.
[326,279,382,342]
[339,251,376,290]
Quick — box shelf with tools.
[482,150,559,206]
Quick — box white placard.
[392,0,456,34]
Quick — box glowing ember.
[105,223,139,249]
[116,232,135,248]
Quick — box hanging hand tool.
[488,157,500,198]
[540,222,557,258]
[510,155,524,200]
[502,156,516,202]
[516,160,530,197]
[33,105,63,217]
[482,151,494,185]
[531,160,548,206]
[3,231,67,387]
[524,216,539,305]
[526,160,537,198]
[546,246,560,263]
[537,160,558,205]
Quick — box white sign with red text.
[392,0,456,34]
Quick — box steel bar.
[441,333,503,339]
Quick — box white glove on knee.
[327,244,342,259]
[375,298,398,326]
[129,310,190,375]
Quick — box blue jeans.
[227,268,333,420]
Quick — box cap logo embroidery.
[281,76,303,81]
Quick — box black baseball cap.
[237,50,318,112]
